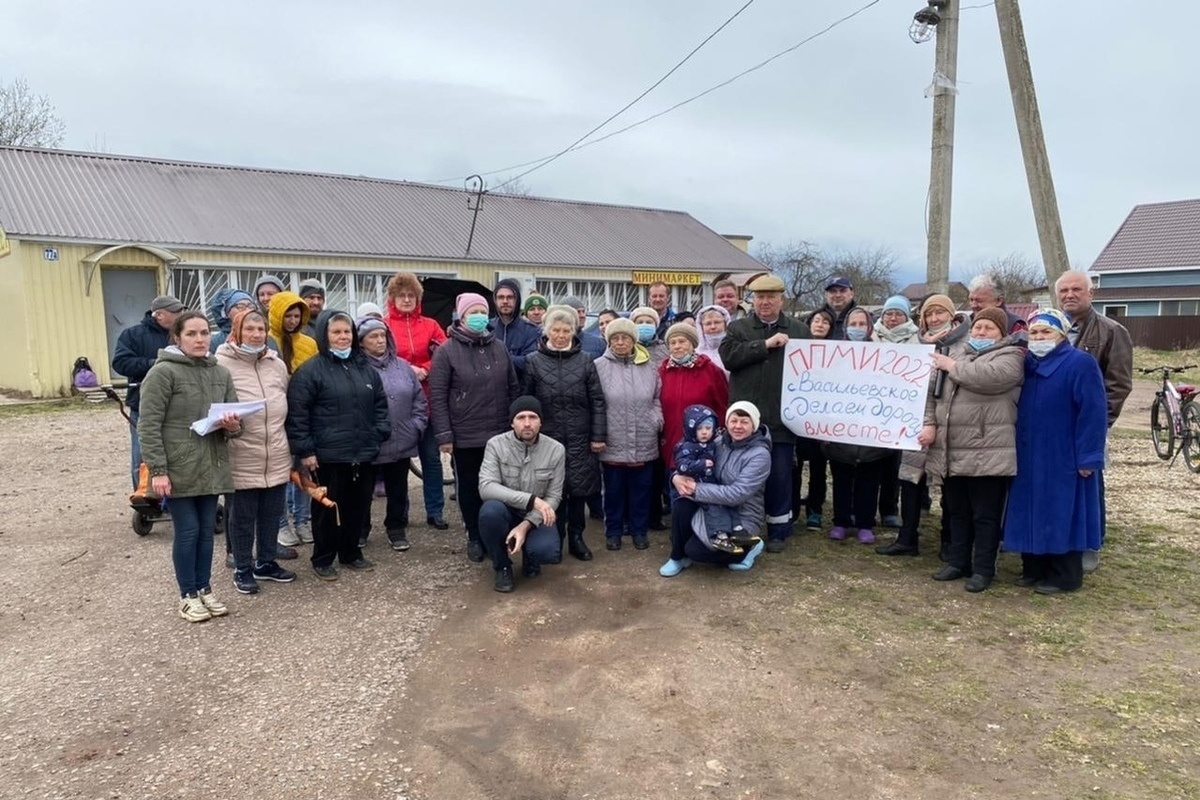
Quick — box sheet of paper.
[190,400,267,436]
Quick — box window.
[1104,305,1127,319]
[1159,300,1197,316]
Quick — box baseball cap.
[825,276,854,291]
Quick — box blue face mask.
[1027,340,1057,358]
[968,338,995,352]
[845,328,868,341]
[330,347,352,360]
[465,314,489,334]
[636,323,655,344]
[237,343,266,355]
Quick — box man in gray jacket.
[478,396,566,592]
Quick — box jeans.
[229,484,287,572]
[129,409,141,489]
[602,462,653,540]
[362,458,411,537]
[943,475,1009,578]
[452,446,486,541]
[418,426,445,519]
[830,458,888,530]
[169,494,219,596]
[282,480,310,529]
[669,497,749,567]
[702,502,740,533]
[764,441,795,541]
[478,499,561,571]
[311,463,375,569]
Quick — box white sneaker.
[278,522,301,547]
[178,593,211,623]
[197,588,228,617]
[295,521,314,544]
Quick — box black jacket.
[810,300,859,341]
[111,312,171,412]
[523,337,607,497]
[429,325,520,449]
[719,314,812,444]
[286,310,389,464]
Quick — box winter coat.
[488,279,541,376]
[479,430,566,527]
[689,424,773,542]
[523,337,607,497]
[593,344,662,465]
[1003,343,1106,554]
[659,354,729,468]
[136,348,238,497]
[922,339,1024,483]
[111,312,171,412]
[673,404,719,480]
[286,311,390,464]
[268,291,319,374]
[429,325,520,449]
[363,326,428,464]
[386,301,447,396]
[214,342,292,490]
[1070,309,1134,427]
[812,300,858,341]
[719,314,811,445]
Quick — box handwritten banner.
[781,340,934,451]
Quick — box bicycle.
[1141,364,1200,472]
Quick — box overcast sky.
[4,1,1198,284]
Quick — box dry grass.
[1132,347,1200,383]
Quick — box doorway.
[102,269,159,374]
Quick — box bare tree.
[754,241,901,312]
[489,175,535,197]
[960,252,1045,303]
[0,77,66,147]
[821,246,900,306]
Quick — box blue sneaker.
[729,539,766,572]
[659,557,693,577]
[805,513,822,531]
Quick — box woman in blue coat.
[1002,310,1107,594]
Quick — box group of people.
[114,264,1131,617]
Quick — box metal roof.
[1092,286,1200,301]
[1090,199,1200,273]
[0,147,764,272]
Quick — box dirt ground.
[1,398,1197,800]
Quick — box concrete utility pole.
[994,0,1071,287]
[925,0,959,296]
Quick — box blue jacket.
[489,278,541,376]
[1003,343,1107,555]
[673,404,718,480]
[111,312,171,412]
[579,330,606,360]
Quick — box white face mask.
[237,343,266,355]
[1028,340,1058,358]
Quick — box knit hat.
[882,295,912,319]
[629,306,660,326]
[665,321,699,348]
[726,400,761,431]
[509,395,542,421]
[561,295,586,311]
[971,307,1009,335]
[523,294,549,314]
[356,317,387,339]
[455,292,489,320]
[298,279,325,299]
[604,317,637,343]
[357,301,383,319]
[222,289,255,316]
[228,307,268,346]
[919,294,956,326]
[1028,308,1069,336]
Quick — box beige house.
[0,147,764,397]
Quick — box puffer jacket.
[286,310,389,464]
[673,404,718,480]
[523,336,607,497]
[214,341,292,489]
[136,347,238,497]
[923,338,1024,484]
[268,291,319,374]
[111,312,171,412]
[361,323,428,463]
[691,423,773,540]
[429,324,520,449]
[593,344,661,465]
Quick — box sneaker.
[857,528,876,545]
[632,534,650,550]
[276,545,299,560]
[729,539,766,572]
[197,588,228,617]
[294,522,314,544]
[494,566,515,593]
[711,533,744,555]
[313,564,339,581]
[253,561,296,583]
[829,526,847,541]
[344,557,375,572]
[881,515,903,529]
[178,593,211,623]
[606,537,622,551]
[805,513,823,531]
[765,538,788,553]
[659,557,693,578]
[427,516,449,531]
[466,539,485,563]
[278,524,301,547]
[358,534,369,548]
[389,532,411,552]
[233,569,259,595]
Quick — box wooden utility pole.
[925,0,959,296]
[994,0,1070,286]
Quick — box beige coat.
[923,340,1024,485]
[215,342,292,489]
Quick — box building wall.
[1098,269,1200,288]
[0,238,32,393]
[1099,300,1160,317]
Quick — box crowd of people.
[115,267,1132,619]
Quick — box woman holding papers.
[138,310,242,623]
[215,308,297,595]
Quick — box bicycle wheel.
[1150,396,1174,460]
[1182,401,1200,473]
[409,451,456,486]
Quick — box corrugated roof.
[0,147,764,272]
[1092,286,1200,301]
[1090,199,1200,273]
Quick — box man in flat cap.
[719,274,810,552]
[112,295,185,487]
[478,396,566,592]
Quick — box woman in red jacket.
[659,322,729,486]
[384,272,450,530]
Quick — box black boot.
[568,532,593,561]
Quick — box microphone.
[932,342,950,399]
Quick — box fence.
[1114,315,1200,350]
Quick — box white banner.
[781,340,935,451]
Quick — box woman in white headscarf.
[695,304,731,374]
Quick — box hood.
[252,275,285,301]
[603,342,650,366]
[494,278,524,315]
[208,288,253,332]
[695,304,730,350]
[268,290,311,339]
[682,404,718,444]
[157,347,216,367]
[313,309,360,355]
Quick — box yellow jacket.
[268,291,319,373]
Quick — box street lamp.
[910,0,947,43]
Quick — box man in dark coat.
[719,274,811,552]
[810,276,858,340]
[111,295,184,487]
[490,278,540,377]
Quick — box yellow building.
[0,147,765,397]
